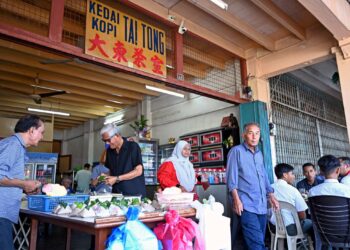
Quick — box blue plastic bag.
[106,206,162,250]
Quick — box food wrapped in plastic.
[42,184,67,197]
[153,209,205,250]
[70,202,86,216]
[78,207,96,218]
[105,206,161,250]
[53,203,72,215]
[109,204,124,216]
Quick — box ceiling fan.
[30,74,67,104]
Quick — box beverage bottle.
[222,170,226,183]
[214,169,220,184]
[208,170,214,184]
[201,169,208,182]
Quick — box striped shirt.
[0,134,26,223]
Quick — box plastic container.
[27,194,89,212]
[156,192,194,209]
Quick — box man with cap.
[100,123,146,198]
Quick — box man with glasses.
[100,123,146,198]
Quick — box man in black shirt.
[100,123,146,197]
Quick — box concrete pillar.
[334,47,350,142]
[82,120,95,165]
[247,58,277,169]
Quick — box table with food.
[19,184,204,250]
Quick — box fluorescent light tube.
[146,85,184,98]
[27,108,70,116]
[104,114,124,124]
[210,0,228,10]
[107,100,123,104]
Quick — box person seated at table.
[61,176,74,194]
[309,155,350,198]
[269,163,312,236]
[157,140,197,196]
[339,157,350,185]
[296,163,324,192]
[91,162,112,193]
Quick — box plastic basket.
[27,195,89,212]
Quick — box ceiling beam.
[298,0,350,41]
[257,25,336,78]
[0,72,129,109]
[0,106,89,123]
[0,63,138,105]
[0,81,122,113]
[250,0,305,40]
[0,39,162,97]
[186,0,275,51]
[125,0,245,58]
[0,92,102,119]
[0,47,157,97]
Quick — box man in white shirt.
[309,155,350,250]
[270,163,312,235]
[309,155,350,198]
[75,163,92,193]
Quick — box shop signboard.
[85,0,167,77]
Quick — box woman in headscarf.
[157,140,196,193]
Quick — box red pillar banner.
[85,0,167,78]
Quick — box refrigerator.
[138,139,158,185]
[24,152,58,185]
[158,143,176,165]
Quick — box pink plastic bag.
[154,210,205,250]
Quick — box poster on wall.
[85,0,167,78]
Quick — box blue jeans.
[0,217,14,250]
[241,210,267,250]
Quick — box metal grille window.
[184,34,242,95]
[270,74,350,182]
[0,0,51,36]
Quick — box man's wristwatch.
[116,176,120,183]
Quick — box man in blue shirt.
[226,122,279,250]
[296,163,324,192]
[0,115,44,250]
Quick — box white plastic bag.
[192,196,231,250]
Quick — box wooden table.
[20,207,196,250]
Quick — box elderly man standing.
[100,123,146,198]
[226,122,279,250]
[0,115,44,250]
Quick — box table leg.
[29,218,38,250]
[66,228,71,250]
[95,228,110,250]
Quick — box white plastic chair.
[272,201,313,250]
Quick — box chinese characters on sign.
[85,0,167,78]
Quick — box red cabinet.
[181,135,200,148]
[200,148,224,163]
[200,131,223,146]
[189,151,200,165]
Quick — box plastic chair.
[308,195,350,249]
[272,201,311,250]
